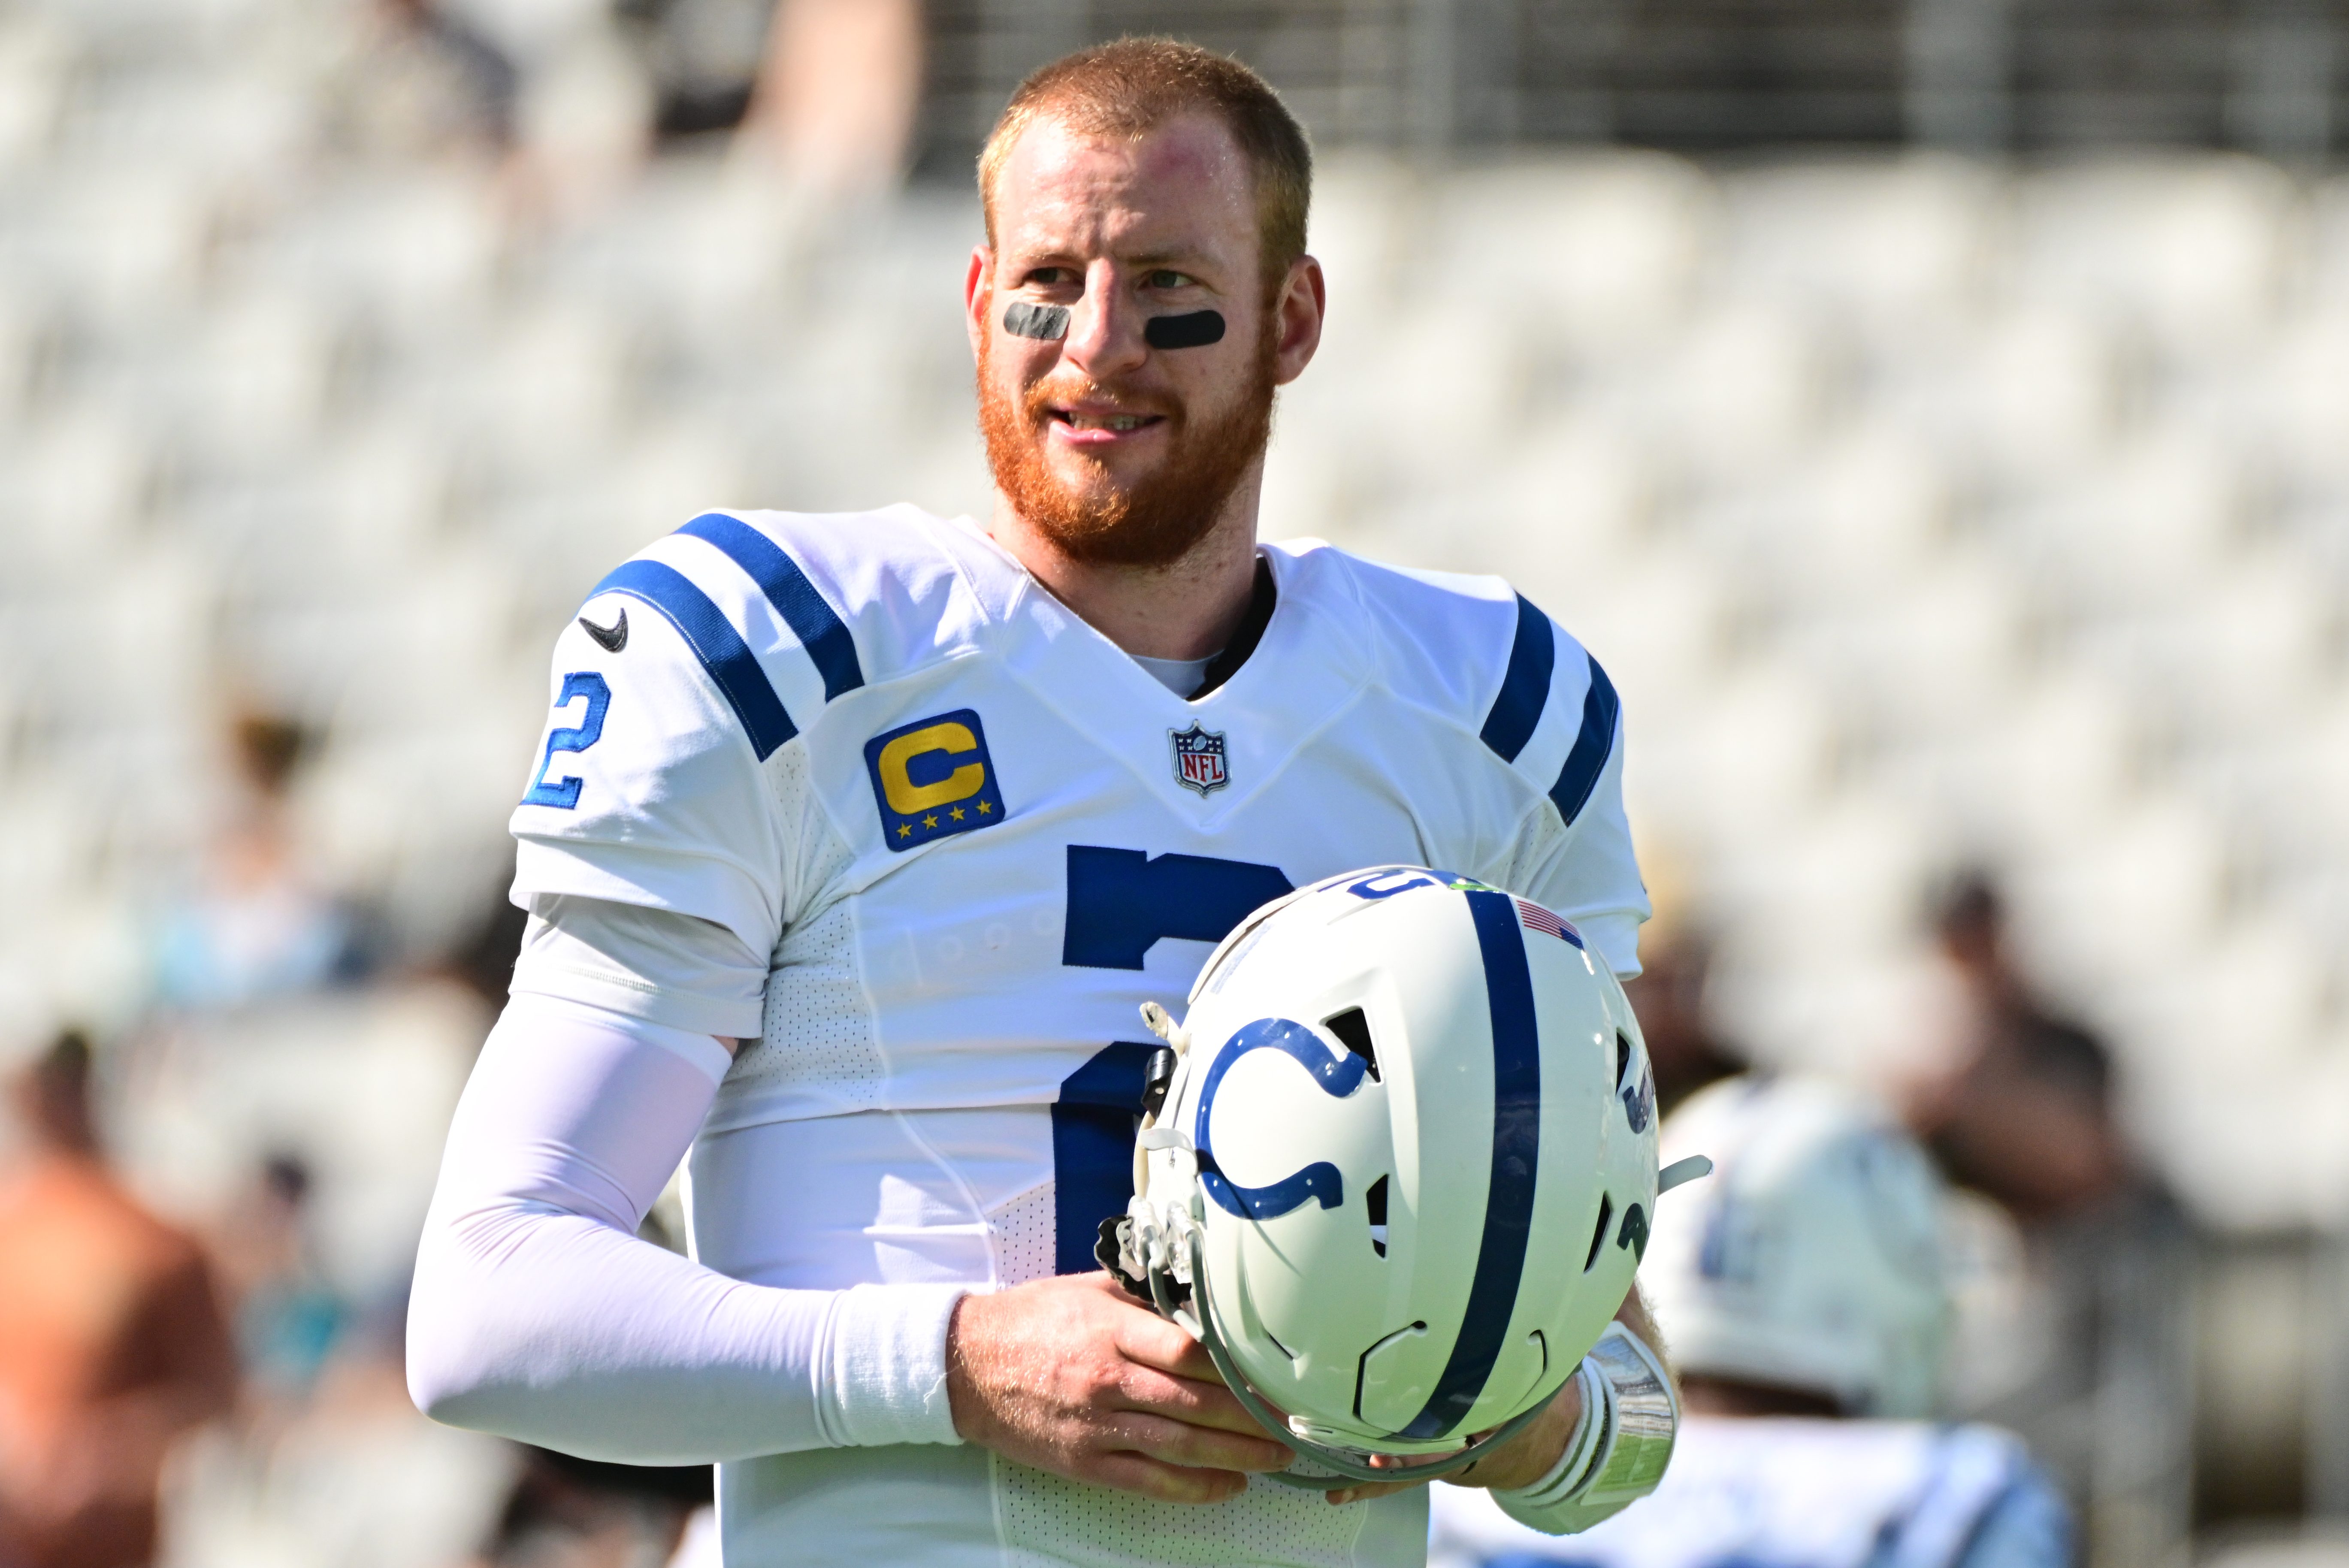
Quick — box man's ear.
[1272,254,1326,387]
[965,245,995,365]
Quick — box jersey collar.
[950,522,1376,822]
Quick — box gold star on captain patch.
[897,823,911,838]
[976,800,992,814]
[922,814,938,828]
[950,806,966,821]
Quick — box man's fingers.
[1110,1409,1296,1474]
[1088,1452,1252,1505]
[1110,1305,1225,1385]
[1112,1365,1292,1446]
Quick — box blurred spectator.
[441,860,531,1022]
[328,0,522,161]
[617,0,774,143]
[1901,871,2128,1222]
[473,1448,709,1568]
[1429,1075,2072,1568]
[152,713,369,1013]
[1896,873,2191,1549]
[736,0,922,193]
[209,1154,347,1407]
[1622,922,1742,1116]
[0,1031,238,1568]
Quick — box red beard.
[978,317,1277,569]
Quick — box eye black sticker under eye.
[1145,310,1225,349]
[1003,302,1069,341]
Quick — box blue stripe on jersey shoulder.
[1479,595,1556,764]
[589,559,799,761]
[1549,654,1620,827]
[677,512,865,700]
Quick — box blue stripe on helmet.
[677,512,866,701]
[588,559,799,760]
[1547,654,1619,827]
[1400,888,1544,1439]
[1478,595,1556,765]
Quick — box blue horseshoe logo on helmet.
[1195,1017,1372,1220]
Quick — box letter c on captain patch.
[878,722,982,813]
[864,708,1009,852]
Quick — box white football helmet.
[1116,866,1669,1487]
[1643,1075,1951,1417]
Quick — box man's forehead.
[992,112,1255,256]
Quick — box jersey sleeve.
[509,594,790,958]
[510,509,884,969]
[1481,596,1650,977]
[511,897,771,1041]
[1952,1468,2073,1568]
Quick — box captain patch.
[865,709,1007,851]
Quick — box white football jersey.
[508,505,1648,1568]
[1427,1417,2071,1568]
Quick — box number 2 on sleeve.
[523,672,611,810]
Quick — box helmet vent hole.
[1323,1007,1380,1081]
[1614,1030,1633,1090]
[1583,1194,1613,1272]
[1365,1174,1389,1257]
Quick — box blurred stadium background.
[2,0,2347,1563]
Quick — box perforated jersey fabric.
[506,506,1650,1566]
[996,1461,1411,1568]
[986,1180,1055,1287]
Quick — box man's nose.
[1061,262,1147,376]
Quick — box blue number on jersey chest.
[1050,846,1295,1274]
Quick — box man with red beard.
[409,39,1659,1568]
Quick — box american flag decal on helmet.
[1515,897,1584,950]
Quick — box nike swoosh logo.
[578,607,628,652]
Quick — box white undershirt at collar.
[1130,652,1217,698]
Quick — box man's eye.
[1146,269,1193,289]
[1027,267,1073,286]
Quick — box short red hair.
[978,39,1314,289]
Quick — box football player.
[408,39,1660,1567]
[1428,1076,2073,1568]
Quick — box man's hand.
[946,1272,1296,1503]
[1326,1284,1665,1506]
[1317,1376,1587,1506]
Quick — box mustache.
[1020,373,1180,427]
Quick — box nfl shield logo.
[1168,722,1230,796]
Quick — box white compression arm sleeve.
[406,992,967,1463]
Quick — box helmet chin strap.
[1158,1226,1561,1491]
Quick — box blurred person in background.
[1900,873,2126,1221]
[1621,921,1741,1118]
[1894,872,2187,1541]
[471,1448,710,1568]
[0,1030,238,1568]
[735,0,922,193]
[1617,855,1741,1116]
[327,0,522,162]
[151,712,370,1014]
[207,1154,347,1416]
[616,0,773,145]
[1430,1075,2071,1568]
